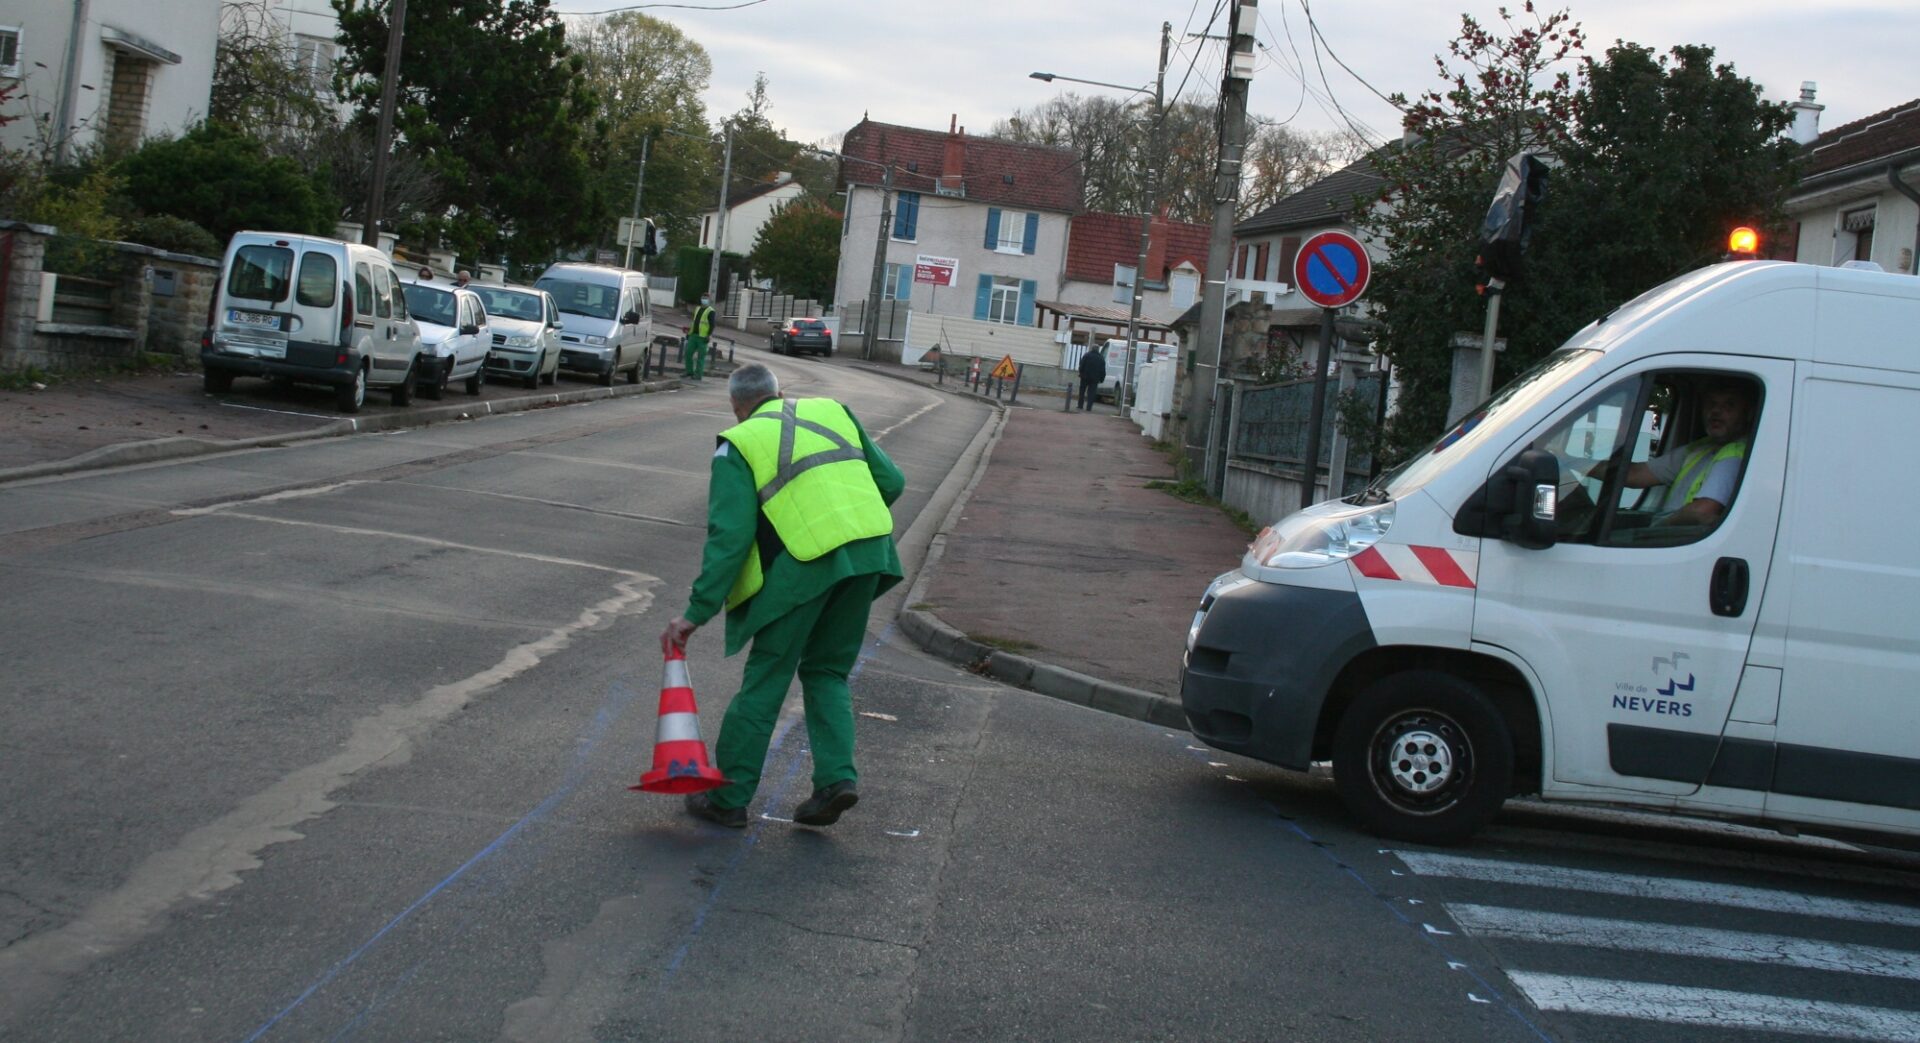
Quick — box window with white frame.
[884,263,910,301]
[988,276,1022,324]
[294,35,336,97]
[1113,264,1135,306]
[995,211,1029,253]
[1170,269,1199,311]
[0,27,20,80]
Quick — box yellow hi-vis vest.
[718,398,893,609]
[1651,439,1747,515]
[692,305,716,338]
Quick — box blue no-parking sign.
[1292,231,1371,309]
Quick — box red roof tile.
[1064,212,1210,283]
[839,119,1083,213]
[1804,99,1920,178]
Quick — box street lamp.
[1029,22,1170,417]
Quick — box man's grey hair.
[729,363,779,406]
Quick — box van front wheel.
[336,365,367,414]
[1332,671,1513,845]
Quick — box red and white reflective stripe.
[1351,544,1478,588]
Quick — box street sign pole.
[1290,230,1372,510]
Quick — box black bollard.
[1010,364,1022,404]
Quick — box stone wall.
[0,220,220,373]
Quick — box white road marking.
[171,480,364,516]
[858,711,898,722]
[517,451,706,479]
[1393,850,1920,929]
[1449,904,1920,982]
[873,400,940,441]
[219,402,343,420]
[885,829,922,838]
[1507,972,1920,1041]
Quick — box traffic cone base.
[633,648,727,794]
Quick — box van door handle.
[1711,557,1750,617]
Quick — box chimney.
[1791,81,1824,145]
[1144,212,1170,284]
[939,114,966,195]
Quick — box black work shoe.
[685,792,747,828]
[793,781,859,826]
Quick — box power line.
[565,0,771,14]
[1295,0,1401,109]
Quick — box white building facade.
[0,0,221,159]
[1781,88,1920,276]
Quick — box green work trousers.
[685,335,709,380]
[709,572,878,810]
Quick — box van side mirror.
[1454,448,1558,549]
[622,310,640,325]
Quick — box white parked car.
[473,283,562,389]
[399,272,490,398]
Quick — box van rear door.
[1470,355,1792,808]
[218,241,298,358]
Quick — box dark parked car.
[770,318,833,357]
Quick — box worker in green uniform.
[685,295,716,381]
[659,362,904,828]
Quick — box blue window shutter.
[894,192,919,239]
[894,264,912,300]
[1022,212,1039,255]
[1017,279,1037,325]
[985,208,1001,249]
[974,274,992,320]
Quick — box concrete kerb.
[871,361,1190,731]
[0,377,685,485]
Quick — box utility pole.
[862,164,895,361]
[621,135,651,271]
[1188,0,1256,495]
[362,0,407,248]
[1120,21,1172,417]
[54,0,91,166]
[705,122,734,303]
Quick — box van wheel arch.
[1317,646,1542,797]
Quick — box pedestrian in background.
[686,296,716,381]
[660,363,905,828]
[1077,344,1107,411]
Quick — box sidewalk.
[856,362,1254,724]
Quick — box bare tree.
[211,0,334,141]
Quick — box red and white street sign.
[1292,231,1371,309]
[913,254,959,287]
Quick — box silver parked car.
[473,284,562,389]
[399,272,491,398]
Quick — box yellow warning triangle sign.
[989,354,1017,380]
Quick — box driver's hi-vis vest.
[691,305,716,338]
[718,398,893,609]
[1651,439,1747,515]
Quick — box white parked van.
[534,263,651,386]
[1182,261,1920,845]
[202,232,421,412]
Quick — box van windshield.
[475,287,544,322]
[537,279,619,320]
[1362,348,1603,503]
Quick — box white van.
[1182,261,1920,845]
[534,263,651,386]
[201,232,421,413]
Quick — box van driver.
[1592,380,1754,527]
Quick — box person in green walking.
[685,295,716,381]
[659,362,904,828]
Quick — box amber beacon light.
[1727,226,1760,257]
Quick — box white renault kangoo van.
[202,232,421,413]
[1182,261,1920,845]
[534,263,651,386]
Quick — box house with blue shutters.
[833,116,1083,350]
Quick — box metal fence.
[1232,374,1381,496]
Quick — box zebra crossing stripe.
[1392,850,1920,929]
[1448,904,1920,982]
[1505,972,1920,1041]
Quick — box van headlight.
[584,335,608,347]
[1248,502,1394,569]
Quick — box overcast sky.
[548,0,1917,153]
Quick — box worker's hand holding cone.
[632,646,727,794]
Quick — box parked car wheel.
[466,363,485,395]
[541,350,557,385]
[627,357,641,384]
[1332,670,1513,845]
[336,365,367,414]
[392,359,416,406]
[420,363,445,403]
[599,363,615,387]
[204,370,233,393]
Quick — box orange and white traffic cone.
[631,647,727,794]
